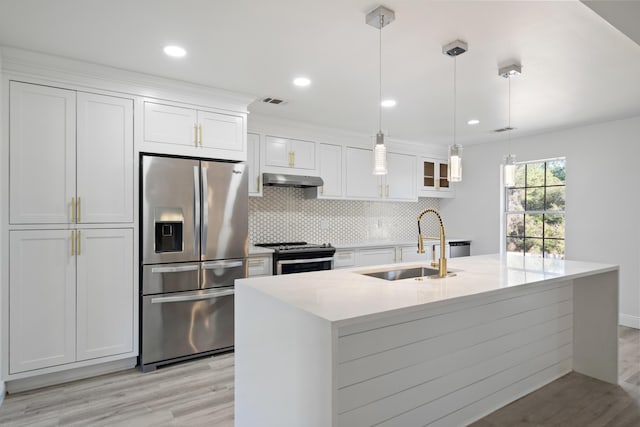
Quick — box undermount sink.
[360,266,452,281]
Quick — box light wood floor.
[0,327,638,426]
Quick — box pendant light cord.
[507,75,512,152]
[453,55,457,146]
[378,14,383,134]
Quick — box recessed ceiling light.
[293,77,311,87]
[381,99,396,107]
[164,45,186,58]
[467,119,480,125]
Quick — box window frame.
[503,158,566,259]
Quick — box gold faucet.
[417,208,449,278]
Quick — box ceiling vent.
[262,97,287,105]
[494,126,516,133]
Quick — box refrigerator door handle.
[151,288,234,304]
[151,265,200,274]
[193,166,200,257]
[203,260,244,270]
[201,167,209,256]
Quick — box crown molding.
[1,46,256,113]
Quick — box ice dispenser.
[154,208,184,253]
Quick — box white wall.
[441,115,640,328]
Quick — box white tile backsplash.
[249,186,441,244]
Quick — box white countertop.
[332,238,471,250]
[237,253,617,325]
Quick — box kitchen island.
[235,254,619,427]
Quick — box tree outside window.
[505,159,565,258]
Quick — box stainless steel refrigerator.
[140,154,248,372]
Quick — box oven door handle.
[151,288,234,304]
[276,256,334,274]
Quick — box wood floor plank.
[0,329,638,426]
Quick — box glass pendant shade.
[373,132,388,175]
[503,154,517,187]
[448,144,462,182]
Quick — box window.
[505,158,565,258]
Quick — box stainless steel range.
[255,242,336,275]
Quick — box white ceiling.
[0,0,639,145]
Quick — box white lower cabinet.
[354,247,396,267]
[398,245,426,263]
[247,255,272,277]
[9,228,134,374]
[76,229,134,361]
[9,230,76,373]
[334,250,355,268]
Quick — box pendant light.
[443,40,468,182]
[366,6,395,175]
[499,63,521,187]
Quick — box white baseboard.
[620,313,640,329]
[6,357,136,394]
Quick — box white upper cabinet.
[198,110,244,153]
[345,147,379,199]
[264,136,316,171]
[386,152,417,201]
[247,132,262,196]
[9,82,76,224]
[143,101,245,160]
[77,92,133,224]
[345,147,417,201]
[143,102,197,147]
[9,82,134,225]
[317,143,343,198]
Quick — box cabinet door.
[9,230,76,373]
[247,133,262,196]
[77,93,134,223]
[76,228,134,361]
[290,139,315,170]
[247,255,272,277]
[9,82,76,224]
[345,147,380,199]
[198,110,244,153]
[264,136,291,168]
[386,152,417,201]
[144,102,197,147]
[355,247,396,267]
[399,246,425,263]
[318,143,342,197]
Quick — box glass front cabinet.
[419,157,454,197]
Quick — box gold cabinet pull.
[256,175,260,191]
[198,124,203,146]
[71,230,75,256]
[71,197,76,222]
[77,197,81,223]
[77,230,81,256]
[292,151,295,167]
[193,124,198,146]
[288,151,294,167]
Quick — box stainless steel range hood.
[262,173,323,188]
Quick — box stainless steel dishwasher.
[449,241,471,257]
